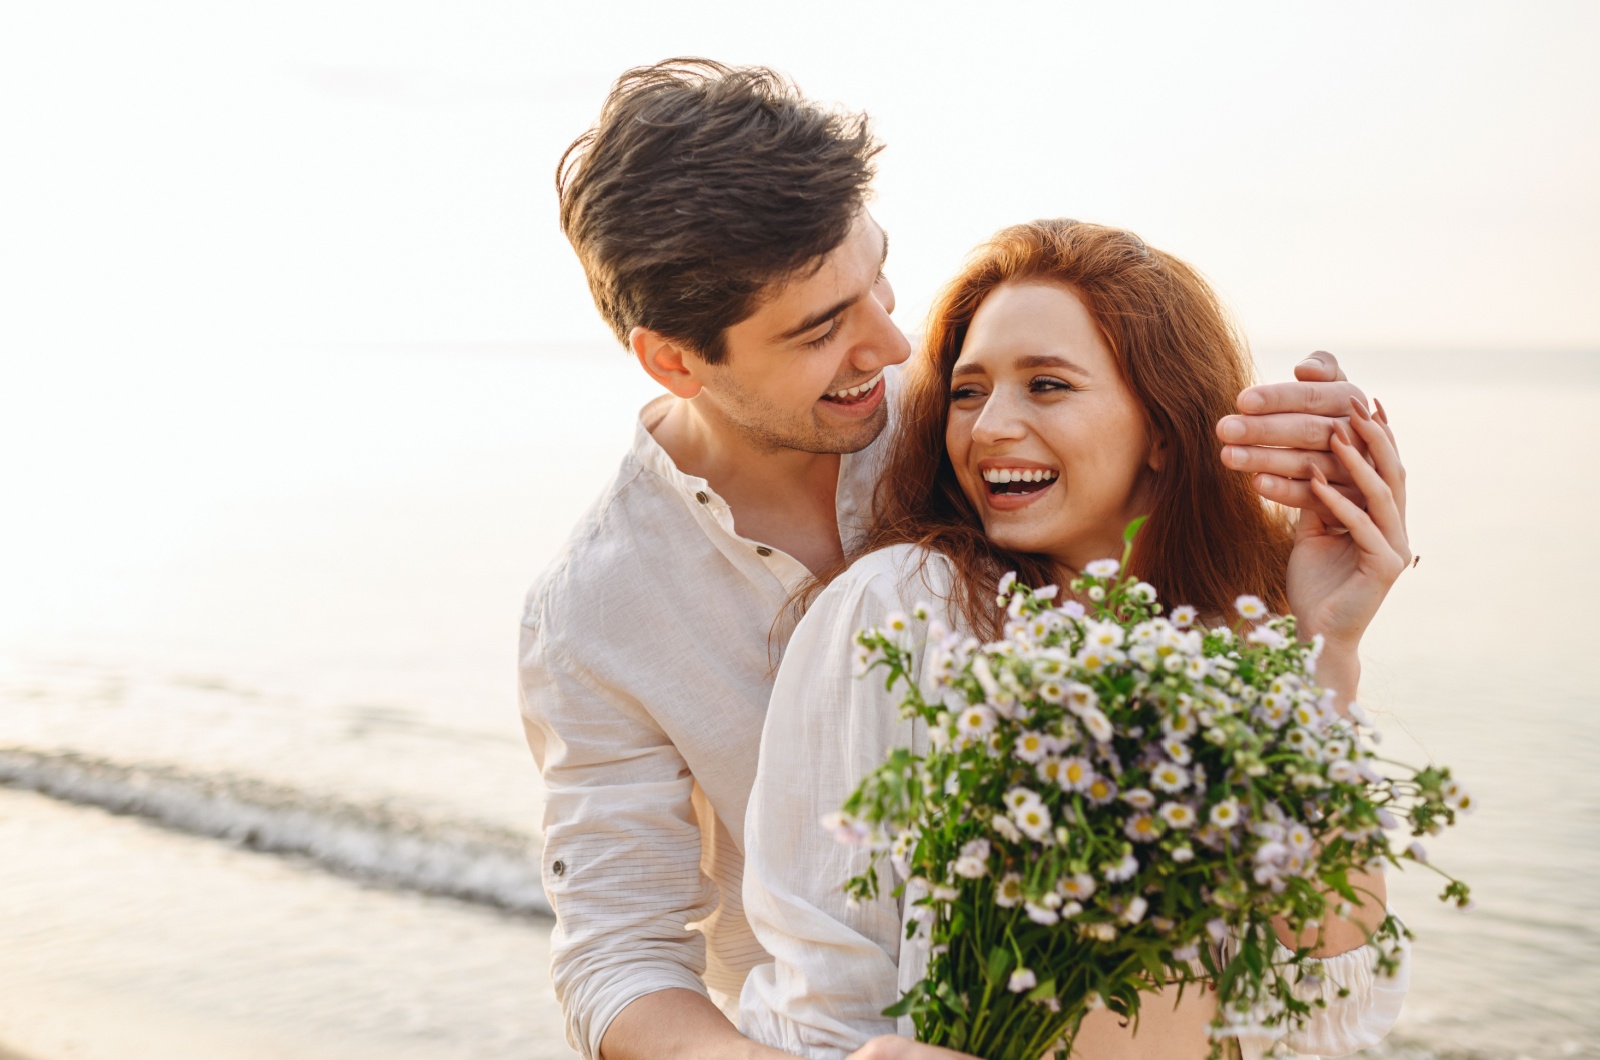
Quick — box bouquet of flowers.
[831,522,1471,1059]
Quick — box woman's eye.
[1030,376,1074,393]
[949,385,981,401]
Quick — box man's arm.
[521,619,753,1060]
[1218,350,1371,516]
[601,990,791,1060]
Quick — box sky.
[0,1,1596,359]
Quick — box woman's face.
[945,280,1158,573]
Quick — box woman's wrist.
[1311,641,1362,714]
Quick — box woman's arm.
[739,558,926,1059]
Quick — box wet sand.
[0,789,575,1060]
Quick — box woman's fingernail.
[1220,418,1246,441]
[1374,398,1389,424]
[1311,463,1329,485]
[1238,391,1266,413]
[1331,422,1354,446]
[1348,396,1372,421]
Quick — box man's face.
[694,212,911,455]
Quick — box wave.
[0,746,551,916]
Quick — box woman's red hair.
[831,219,1292,638]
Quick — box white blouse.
[739,544,1409,1060]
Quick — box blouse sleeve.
[737,560,927,1060]
[1234,911,1412,1060]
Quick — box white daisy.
[1025,901,1060,926]
[1125,813,1162,843]
[1008,967,1038,993]
[956,704,998,740]
[1005,786,1042,813]
[1059,756,1096,793]
[1121,895,1149,924]
[1085,558,1120,578]
[1122,787,1157,811]
[1170,605,1198,628]
[1160,802,1198,829]
[1081,707,1114,743]
[995,872,1025,907]
[1084,776,1118,806]
[991,814,1023,844]
[1103,852,1140,883]
[1151,762,1190,793]
[1014,730,1049,763]
[1234,595,1268,620]
[1013,800,1053,841]
[1209,799,1242,828]
[1058,872,1097,900]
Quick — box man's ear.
[630,326,703,399]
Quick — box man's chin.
[814,403,889,455]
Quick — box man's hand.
[848,1037,981,1060]
[1216,350,1370,518]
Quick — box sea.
[2,342,1597,1059]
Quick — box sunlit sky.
[2,0,1596,356]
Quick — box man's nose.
[851,290,911,370]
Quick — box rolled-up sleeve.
[1232,912,1412,1060]
[739,557,928,1059]
[520,619,721,1060]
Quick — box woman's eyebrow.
[1015,353,1090,374]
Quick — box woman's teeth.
[981,468,1058,484]
[824,371,883,401]
[982,467,1059,496]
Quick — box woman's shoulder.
[817,543,959,619]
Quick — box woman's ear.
[630,326,704,399]
[1147,433,1167,474]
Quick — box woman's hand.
[1285,398,1411,680]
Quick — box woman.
[738,220,1412,1060]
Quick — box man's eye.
[803,317,844,349]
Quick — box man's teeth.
[826,372,883,399]
[981,468,1059,484]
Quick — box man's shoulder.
[520,454,682,635]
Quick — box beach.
[2,343,1598,1059]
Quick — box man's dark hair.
[557,58,881,364]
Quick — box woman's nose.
[970,388,1027,444]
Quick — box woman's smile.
[946,280,1156,571]
[978,460,1060,510]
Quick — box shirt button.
[756,546,773,557]
[695,491,709,504]
[551,859,565,877]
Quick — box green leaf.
[985,945,1014,986]
[1025,977,1057,1003]
[1122,516,1148,545]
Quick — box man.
[520,58,1370,1060]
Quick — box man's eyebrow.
[773,223,890,345]
[776,294,860,343]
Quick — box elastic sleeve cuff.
[570,965,712,1060]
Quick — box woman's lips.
[982,475,1058,511]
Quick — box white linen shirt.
[519,391,891,1060]
[740,543,1410,1060]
